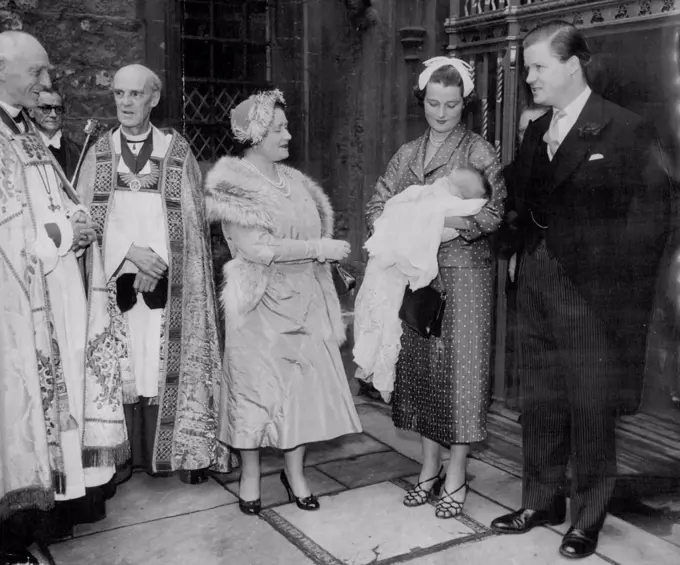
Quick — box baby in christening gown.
[439,168,488,242]
[353,168,487,402]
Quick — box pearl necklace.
[241,158,291,197]
[428,131,448,147]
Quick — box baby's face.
[443,177,463,198]
[446,169,486,199]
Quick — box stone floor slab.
[224,466,346,508]
[305,433,391,467]
[466,457,523,510]
[404,474,518,531]
[274,482,478,565]
[583,513,680,565]
[624,496,680,547]
[408,528,611,565]
[356,404,424,463]
[52,505,314,565]
[316,451,420,489]
[212,448,285,484]
[460,461,680,565]
[212,432,389,485]
[73,473,237,536]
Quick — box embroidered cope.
[0,119,127,519]
[77,126,231,474]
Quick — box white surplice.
[26,155,114,500]
[104,127,172,398]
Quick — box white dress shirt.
[550,86,592,148]
[39,128,63,149]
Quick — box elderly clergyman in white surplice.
[77,64,231,484]
[0,31,128,560]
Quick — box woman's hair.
[412,65,477,107]
[523,20,592,67]
[232,100,287,157]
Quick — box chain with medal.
[120,132,158,191]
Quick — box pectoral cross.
[47,200,61,212]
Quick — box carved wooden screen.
[179,0,273,161]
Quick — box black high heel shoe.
[403,466,445,507]
[280,470,320,511]
[238,497,262,516]
[238,476,262,516]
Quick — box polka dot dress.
[392,267,492,444]
[366,124,506,446]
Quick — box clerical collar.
[0,99,22,119]
[121,127,152,143]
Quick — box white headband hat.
[418,56,474,98]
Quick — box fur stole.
[204,156,345,343]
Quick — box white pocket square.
[588,153,604,161]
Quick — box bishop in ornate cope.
[77,64,231,484]
[0,32,128,561]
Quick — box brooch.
[120,161,160,192]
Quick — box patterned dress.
[365,124,506,445]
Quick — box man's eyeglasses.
[37,105,65,115]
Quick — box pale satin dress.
[222,175,362,450]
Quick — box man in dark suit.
[30,88,82,180]
[502,104,548,275]
[491,21,669,559]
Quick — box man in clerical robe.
[29,88,82,180]
[0,31,128,564]
[77,64,231,484]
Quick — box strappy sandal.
[435,482,468,519]
[403,466,445,507]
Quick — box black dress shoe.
[559,527,599,559]
[178,469,208,485]
[0,549,39,565]
[490,505,566,534]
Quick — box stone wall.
[0,0,145,143]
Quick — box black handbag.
[332,262,356,295]
[398,275,446,338]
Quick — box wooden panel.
[474,409,680,480]
[302,0,451,271]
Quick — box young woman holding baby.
[365,57,506,518]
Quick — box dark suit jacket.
[508,93,670,409]
[49,134,82,182]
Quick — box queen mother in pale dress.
[204,90,362,515]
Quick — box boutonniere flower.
[577,122,606,139]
